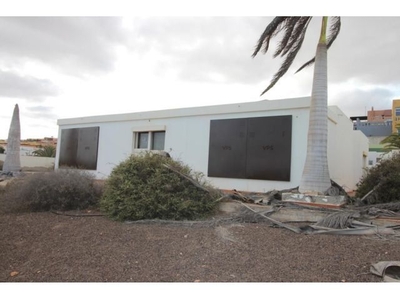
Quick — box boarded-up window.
[208,116,292,181]
[59,127,100,170]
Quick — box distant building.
[351,99,400,167]
[0,137,57,156]
[367,107,392,123]
[352,118,392,139]
[392,99,400,133]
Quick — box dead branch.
[231,200,302,233]
[231,190,253,203]
[360,184,380,203]
[162,163,212,194]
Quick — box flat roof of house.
[350,116,367,121]
[57,96,344,126]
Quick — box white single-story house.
[55,97,368,193]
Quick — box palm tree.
[33,145,56,157]
[252,17,341,194]
[380,133,400,151]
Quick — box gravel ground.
[1,210,400,283]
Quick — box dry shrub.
[100,153,220,221]
[0,169,102,213]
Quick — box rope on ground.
[50,210,106,217]
[124,216,248,228]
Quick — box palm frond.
[279,17,312,57]
[273,17,301,57]
[294,57,315,74]
[295,17,341,74]
[260,17,311,95]
[326,16,341,47]
[251,17,288,58]
[380,133,400,150]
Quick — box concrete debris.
[370,261,400,282]
[219,189,400,237]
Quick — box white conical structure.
[3,104,21,173]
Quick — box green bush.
[356,152,400,204]
[100,153,220,221]
[0,169,102,213]
[32,145,56,157]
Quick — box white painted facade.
[55,97,368,192]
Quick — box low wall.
[0,154,55,169]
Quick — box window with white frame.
[134,130,166,151]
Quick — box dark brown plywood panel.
[208,116,292,181]
[245,116,292,181]
[207,118,247,178]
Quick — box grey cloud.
[328,17,400,85]
[0,17,128,76]
[0,70,60,101]
[330,87,396,117]
[25,105,58,120]
[129,17,278,85]
[129,17,400,91]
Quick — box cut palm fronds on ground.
[314,211,360,229]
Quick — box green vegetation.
[380,133,400,151]
[32,145,56,157]
[100,153,220,221]
[0,146,5,154]
[356,152,400,204]
[0,170,102,213]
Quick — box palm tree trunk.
[299,18,331,194]
[2,104,21,173]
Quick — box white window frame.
[132,125,166,153]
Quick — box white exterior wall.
[368,151,381,167]
[55,97,368,193]
[326,106,369,191]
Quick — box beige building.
[392,99,400,133]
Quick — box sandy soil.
[1,210,399,282]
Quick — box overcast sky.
[1,13,399,139]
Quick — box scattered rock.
[10,271,19,277]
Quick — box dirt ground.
[1,210,400,283]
